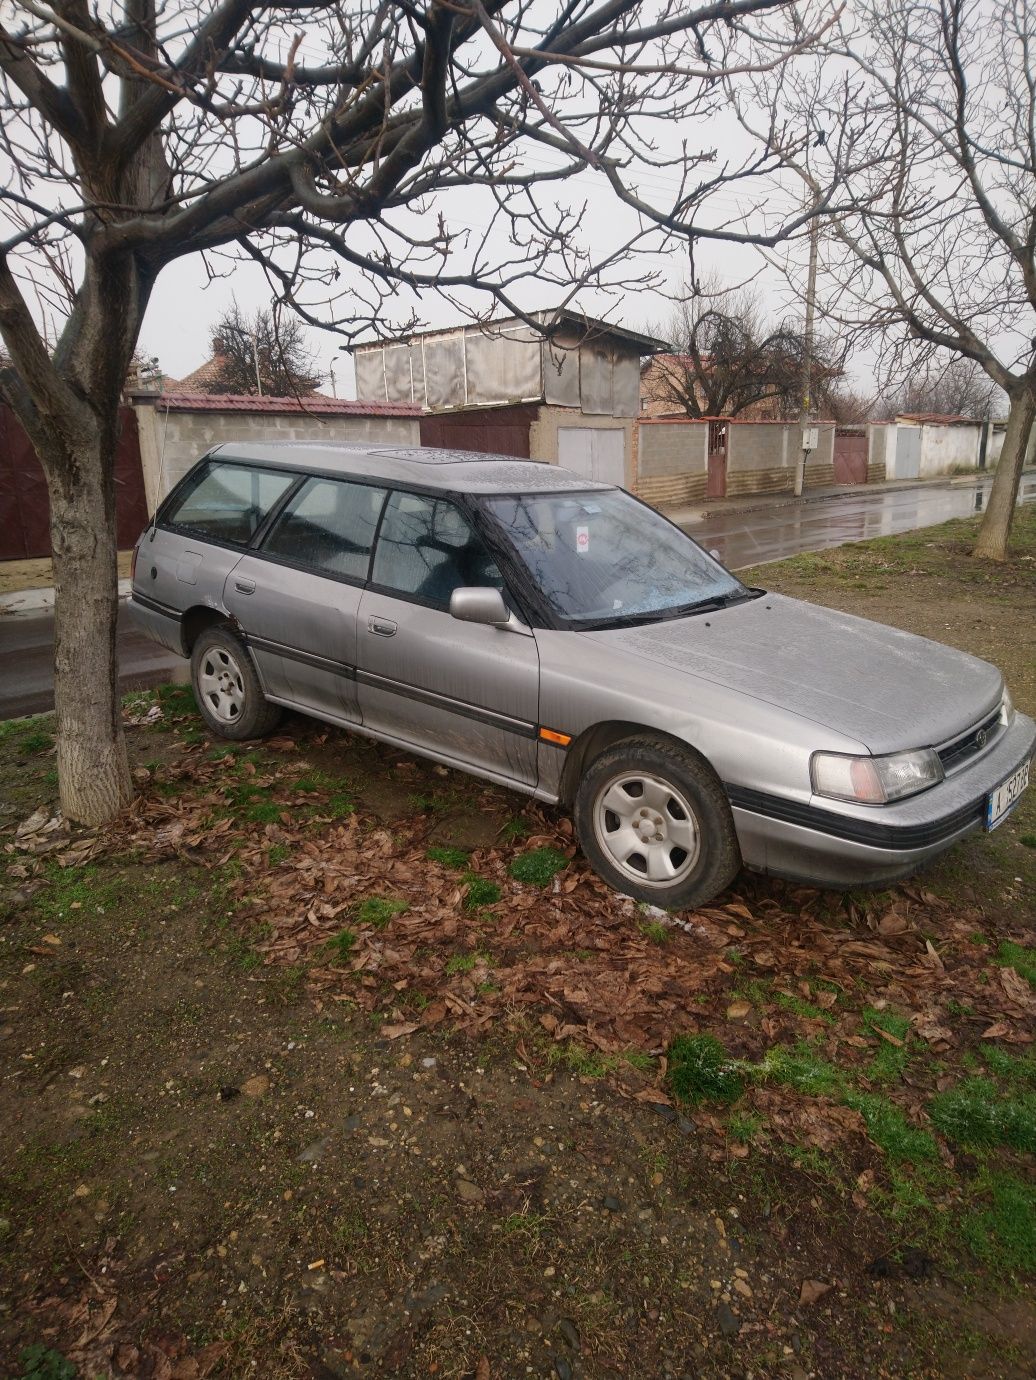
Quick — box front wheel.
[190,626,282,740]
[573,737,741,909]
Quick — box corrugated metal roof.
[147,392,421,417]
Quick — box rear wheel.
[574,737,740,909]
[190,626,282,740]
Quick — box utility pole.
[794,206,821,498]
[251,330,263,396]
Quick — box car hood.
[581,593,1002,753]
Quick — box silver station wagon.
[130,444,1034,909]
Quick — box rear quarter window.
[164,461,295,544]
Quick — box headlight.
[811,748,944,804]
[1001,688,1015,727]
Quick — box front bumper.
[730,711,1036,887]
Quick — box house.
[352,309,667,490]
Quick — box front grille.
[938,709,1001,772]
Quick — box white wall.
[919,423,980,476]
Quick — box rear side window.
[371,492,503,607]
[261,478,387,580]
[165,462,295,544]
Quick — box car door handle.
[368,616,397,637]
[234,577,256,595]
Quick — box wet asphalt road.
[2,476,1033,720]
[679,473,1036,571]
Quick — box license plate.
[985,760,1031,830]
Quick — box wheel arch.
[180,605,236,656]
[557,720,720,807]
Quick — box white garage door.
[557,427,626,487]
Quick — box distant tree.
[646,276,845,419]
[208,304,321,397]
[873,357,1001,422]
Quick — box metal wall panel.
[542,336,581,406]
[612,353,641,417]
[423,336,466,410]
[383,344,414,403]
[579,341,613,415]
[353,351,386,402]
[465,328,541,405]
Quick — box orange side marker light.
[539,727,572,747]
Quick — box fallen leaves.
[799,1279,834,1306]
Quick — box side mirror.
[449,586,510,627]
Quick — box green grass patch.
[775,990,835,1024]
[462,874,502,909]
[758,1041,845,1098]
[667,1033,744,1106]
[1020,833,1036,849]
[981,1045,1036,1087]
[18,730,53,754]
[548,1040,654,1080]
[728,1112,763,1143]
[426,845,470,869]
[639,920,670,944]
[996,940,1036,987]
[267,844,289,866]
[960,1170,1036,1276]
[15,1344,76,1380]
[500,817,530,842]
[509,846,568,887]
[928,1078,1036,1153]
[326,928,358,964]
[31,861,125,924]
[355,896,408,930]
[861,1007,913,1084]
[445,950,490,976]
[844,1091,939,1164]
[157,682,197,717]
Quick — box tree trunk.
[45,424,133,825]
[973,380,1036,560]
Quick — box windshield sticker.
[576,525,590,555]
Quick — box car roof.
[208,442,614,495]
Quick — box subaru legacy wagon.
[130,443,1034,909]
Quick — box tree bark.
[44,420,134,825]
[973,379,1036,561]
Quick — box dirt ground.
[1,509,1034,1380]
[0,553,133,598]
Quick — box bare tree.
[872,356,1001,422]
[0,0,837,826]
[738,0,1036,557]
[208,302,321,396]
[645,273,845,418]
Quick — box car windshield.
[482,489,752,627]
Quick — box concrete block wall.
[634,420,707,505]
[134,405,420,513]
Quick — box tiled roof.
[173,352,233,394]
[147,392,421,417]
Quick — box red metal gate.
[0,403,148,561]
[833,427,868,486]
[419,404,535,458]
[707,420,728,499]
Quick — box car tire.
[190,625,283,740]
[573,737,741,909]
